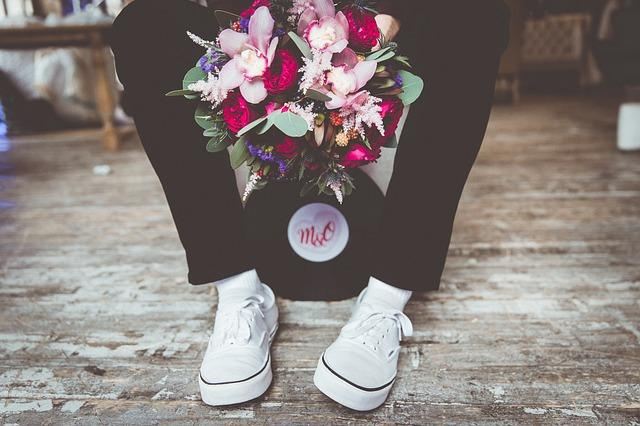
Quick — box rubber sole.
[313,353,394,411]
[199,325,278,406]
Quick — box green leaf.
[203,126,222,137]
[237,116,268,137]
[230,137,250,169]
[366,46,393,61]
[183,67,206,90]
[215,10,240,29]
[393,55,412,68]
[397,70,424,106]
[288,31,312,59]
[194,103,214,130]
[256,117,275,135]
[271,111,309,137]
[384,134,398,148]
[166,89,198,97]
[206,137,230,153]
[362,137,372,150]
[250,159,263,173]
[373,50,396,63]
[306,89,332,102]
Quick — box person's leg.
[111,0,277,406]
[315,0,510,411]
[111,0,251,285]
[371,0,511,292]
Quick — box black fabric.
[110,0,510,292]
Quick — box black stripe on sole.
[200,354,270,386]
[321,353,395,392]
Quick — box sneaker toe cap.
[200,348,269,384]
[323,343,395,389]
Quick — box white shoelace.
[210,295,265,348]
[341,303,413,357]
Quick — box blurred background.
[0,0,639,424]
[0,0,639,145]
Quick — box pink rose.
[274,137,300,159]
[240,0,270,18]
[263,49,299,94]
[340,143,381,168]
[343,7,380,51]
[222,91,255,134]
[368,97,404,148]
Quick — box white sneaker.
[314,290,413,411]
[199,283,278,406]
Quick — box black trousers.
[110,0,509,292]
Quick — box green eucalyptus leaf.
[365,46,392,61]
[166,89,198,97]
[288,31,312,59]
[256,116,275,135]
[373,50,396,63]
[237,115,268,137]
[230,137,250,169]
[194,103,215,130]
[365,47,395,62]
[306,89,332,102]
[206,137,230,153]
[183,67,206,90]
[397,70,424,106]
[215,10,240,29]
[271,111,309,137]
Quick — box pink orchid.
[323,48,376,109]
[218,6,279,104]
[298,0,349,53]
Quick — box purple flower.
[239,17,250,32]
[199,51,225,74]
[394,73,404,88]
[246,140,288,175]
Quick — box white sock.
[215,269,262,305]
[361,277,413,311]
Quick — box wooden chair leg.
[90,38,119,151]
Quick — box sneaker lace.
[341,303,413,357]
[210,295,265,348]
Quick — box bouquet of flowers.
[168,0,424,203]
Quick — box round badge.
[287,203,350,263]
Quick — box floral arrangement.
[168,0,424,203]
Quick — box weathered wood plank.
[1,95,639,424]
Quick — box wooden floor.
[1,95,639,425]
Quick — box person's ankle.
[361,277,413,311]
[215,269,263,306]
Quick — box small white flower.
[340,91,385,138]
[285,102,317,131]
[299,49,333,93]
[242,172,262,204]
[188,73,229,108]
[187,31,215,48]
[289,0,312,16]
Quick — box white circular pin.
[287,203,350,262]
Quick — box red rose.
[240,0,270,18]
[368,97,404,148]
[343,7,380,51]
[274,137,300,159]
[222,91,254,134]
[263,49,299,94]
[340,144,381,168]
